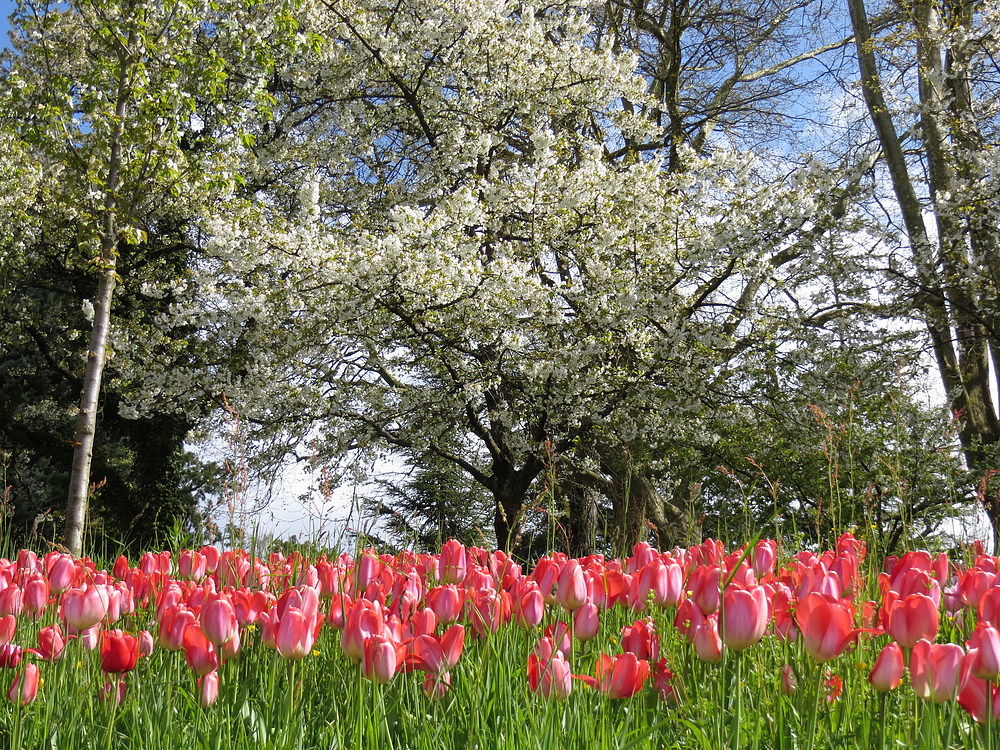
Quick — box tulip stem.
[806,664,821,750]
[733,652,743,750]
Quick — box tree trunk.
[848,0,1000,541]
[64,33,133,556]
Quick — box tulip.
[159,606,197,651]
[968,622,1000,681]
[409,625,465,675]
[0,614,15,645]
[0,644,23,669]
[910,639,971,703]
[62,585,109,631]
[752,540,778,579]
[341,600,384,661]
[795,593,856,662]
[869,642,904,692]
[0,586,22,617]
[37,625,66,662]
[780,665,797,695]
[689,566,722,615]
[574,602,601,641]
[100,630,140,675]
[887,593,939,649]
[47,554,77,594]
[621,618,659,661]
[721,585,769,651]
[959,676,1000,724]
[199,671,220,707]
[182,623,219,676]
[361,634,404,683]
[426,585,464,625]
[581,652,649,699]
[555,559,588,611]
[8,663,40,705]
[101,676,128,705]
[201,595,238,646]
[438,540,467,585]
[275,608,319,660]
[422,670,451,700]
[693,616,724,664]
[527,641,573,700]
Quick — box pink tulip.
[46,554,77,594]
[438,540,467,585]
[968,622,1000,681]
[361,634,404,683]
[910,639,971,703]
[409,625,465,675]
[869,642,904,692]
[201,595,238,646]
[0,614,15,645]
[693,616,724,663]
[0,644,23,669]
[580,652,649,699]
[959,676,1000,724]
[275,608,318,660]
[555,560,588,611]
[62,584,109,631]
[182,623,219,676]
[796,593,856,662]
[8,663,39,705]
[574,602,601,641]
[37,625,66,662]
[426,585,463,624]
[887,593,939,649]
[199,671,220,707]
[527,640,573,700]
[721,586,769,651]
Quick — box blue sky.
[0,1,13,48]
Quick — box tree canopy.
[0,0,994,556]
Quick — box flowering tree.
[150,0,908,554]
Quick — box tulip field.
[1,536,1000,748]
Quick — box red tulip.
[581,652,649,699]
[796,593,856,662]
[869,642,904,692]
[37,625,66,662]
[182,623,219,676]
[100,629,140,675]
